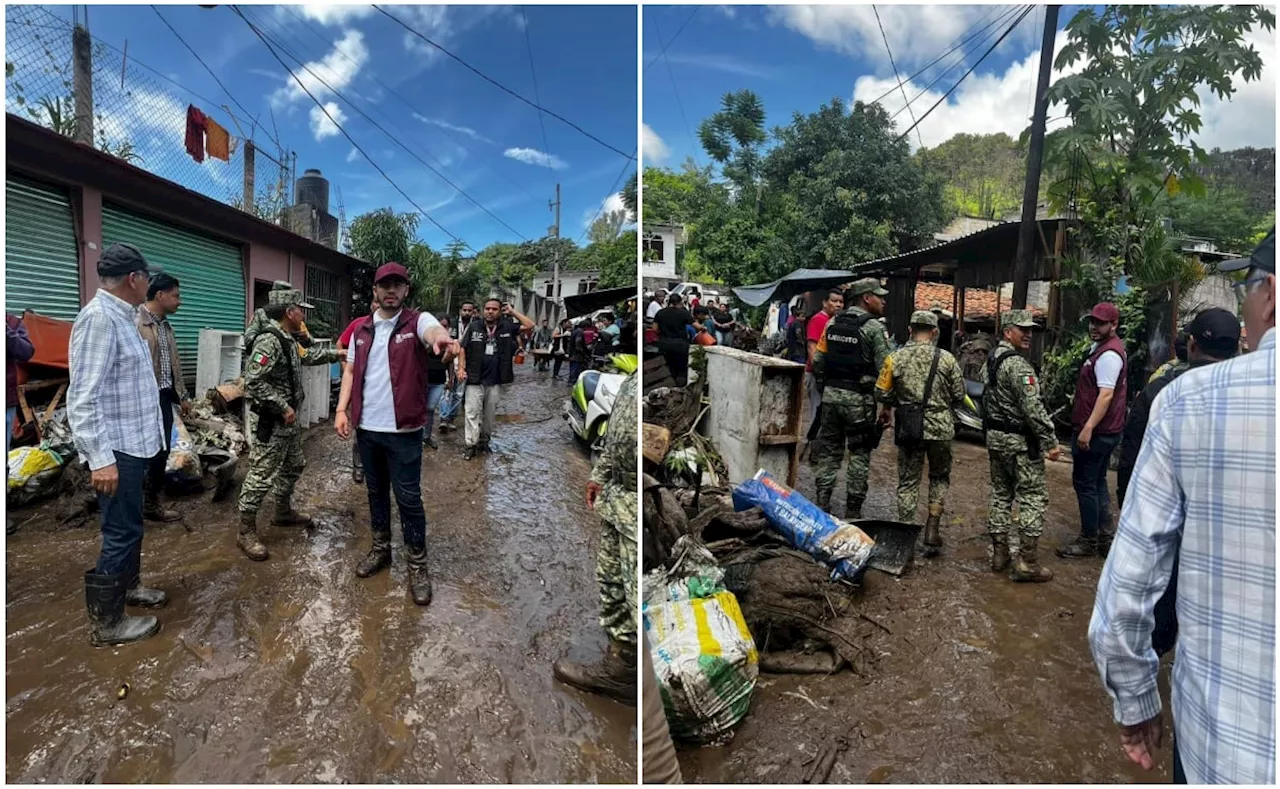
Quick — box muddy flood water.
[6,366,635,783]
[676,439,1174,784]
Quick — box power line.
[653,14,701,168]
[872,5,922,149]
[231,6,473,251]
[896,5,1035,143]
[239,6,528,241]
[374,4,633,162]
[149,5,282,151]
[519,6,554,192]
[643,6,698,74]
[276,4,542,203]
[578,154,636,245]
[867,4,1020,107]
[889,5,1027,123]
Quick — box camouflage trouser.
[813,402,877,511]
[238,427,306,515]
[596,484,638,646]
[987,450,1047,539]
[897,440,953,522]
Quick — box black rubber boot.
[355,530,392,578]
[406,545,433,606]
[237,512,269,561]
[553,640,638,706]
[1056,535,1098,559]
[125,561,168,608]
[271,497,313,528]
[990,534,1011,573]
[85,570,160,647]
[143,488,181,523]
[1011,536,1054,583]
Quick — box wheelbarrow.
[853,519,923,577]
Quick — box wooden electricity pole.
[1011,5,1060,310]
[549,183,561,322]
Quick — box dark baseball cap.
[1218,228,1275,274]
[1087,302,1120,323]
[1185,307,1241,357]
[374,262,410,284]
[98,242,157,277]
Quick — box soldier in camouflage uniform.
[876,311,966,555]
[244,280,318,358]
[812,278,893,518]
[984,310,1061,582]
[553,371,638,705]
[237,288,343,561]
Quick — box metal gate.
[5,175,81,320]
[101,204,246,388]
[304,263,341,339]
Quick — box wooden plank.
[759,435,800,446]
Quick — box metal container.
[295,168,329,214]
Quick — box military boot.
[143,488,181,523]
[990,534,1011,574]
[237,512,269,561]
[85,570,160,647]
[405,545,433,606]
[815,488,833,514]
[846,498,864,521]
[271,497,313,528]
[1011,535,1054,582]
[1056,535,1098,559]
[553,639,638,705]
[355,529,392,578]
[922,504,944,557]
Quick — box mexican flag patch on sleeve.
[254,352,270,366]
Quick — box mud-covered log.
[210,380,244,413]
[642,424,672,465]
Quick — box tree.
[641,163,715,226]
[587,210,628,245]
[573,230,637,289]
[621,171,638,223]
[345,208,418,315]
[1198,146,1276,218]
[698,89,768,196]
[1168,186,1260,253]
[916,133,1025,221]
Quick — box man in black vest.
[457,298,533,459]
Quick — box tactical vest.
[985,348,1029,437]
[823,312,879,392]
[246,323,300,408]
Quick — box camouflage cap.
[848,278,889,298]
[268,288,314,309]
[1000,309,1037,329]
[270,280,294,290]
[909,310,939,328]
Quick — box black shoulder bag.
[894,348,941,448]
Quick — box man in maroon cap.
[334,262,457,606]
[1059,301,1127,559]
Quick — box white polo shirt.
[353,310,440,432]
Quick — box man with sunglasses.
[1090,232,1275,783]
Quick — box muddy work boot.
[143,488,181,523]
[553,640,638,705]
[815,488,833,514]
[271,498,313,528]
[1056,535,1098,559]
[990,534,1011,574]
[237,512,269,561]
[125,572,168,609]
[1011,535,1054,583]
[922,504,944,558]
[845,499,864,521]
[462,446,478,461]
[355,530,392,578]
[85,570,160,647]
[405,545,433,606]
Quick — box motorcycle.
[564,352,638,456]
[955,378,986,440]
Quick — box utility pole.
[71,24,93,145]
[549,183,561,322]
[1011,4,1060,310]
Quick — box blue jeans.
[94,451,151,578]
[1173,740,1187,784]
[356,428,427,551]
[1071,430,1121,540]
[423,384,445,440]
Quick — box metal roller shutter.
[5,176,82,320]
[101,204,246,388]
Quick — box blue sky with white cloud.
[19,4,637,252]
[643,5,1276,170]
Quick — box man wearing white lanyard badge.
[457,298,534,458]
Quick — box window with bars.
[304,264,341,339]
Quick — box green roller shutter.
[6,176,82,321]
[101,204,246,388]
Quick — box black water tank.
[296,168,329,214]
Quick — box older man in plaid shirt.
[68,243,169,648]
[1089,230,1275,784]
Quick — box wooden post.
[72,25,93,145]
[243,140,256,211]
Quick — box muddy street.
[6,365,635,783]
[676,439,1173,784]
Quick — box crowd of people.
[644,287,739,387]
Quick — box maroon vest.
[1071,334,1128,434]
[349,309,430,431]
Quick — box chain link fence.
[5,4,293,222]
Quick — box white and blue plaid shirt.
[68,289,165,470]
[1089,327,1275,784]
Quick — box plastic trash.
[731,469,875,582]
[7,445,65,505]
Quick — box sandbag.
[7,445,65,505]
[166,409,202,481]
[643,537,758,744]
[731,469,874,582]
